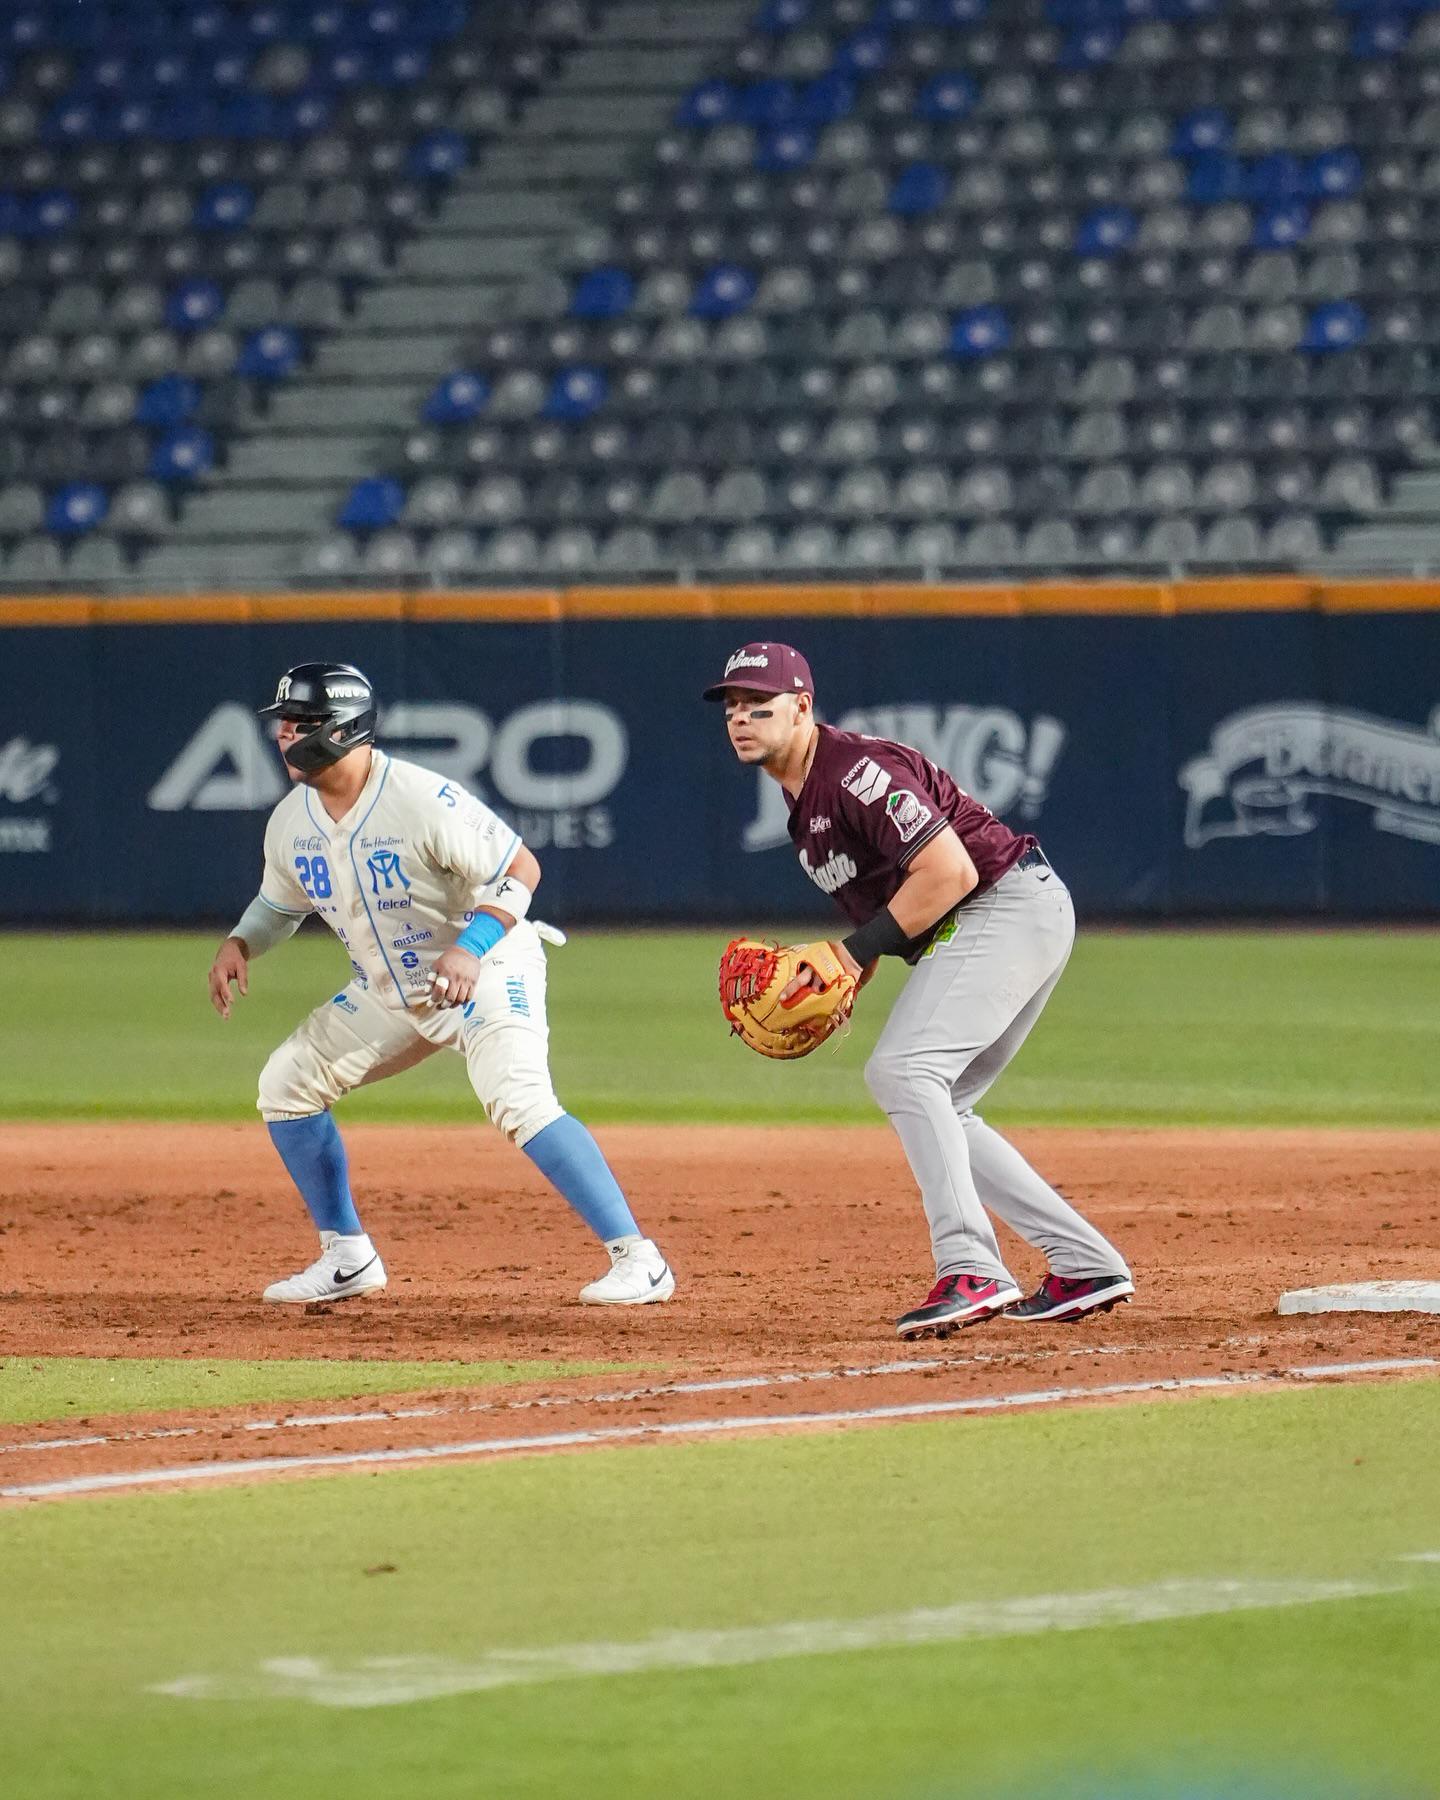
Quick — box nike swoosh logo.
[334,1254,379,1287]
[648,1267,669,1288]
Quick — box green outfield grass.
[3,1380,1438,1800]
[1,928,1437,1126]
[0,1358,642,1426]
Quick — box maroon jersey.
[787,725,1035,953]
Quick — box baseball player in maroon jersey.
[705,641,1133,1338]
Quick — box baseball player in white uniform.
[207,661,675,1308]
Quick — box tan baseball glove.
[717,937,860,1060]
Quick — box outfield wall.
[2,581,1438,922]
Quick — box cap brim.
[701,679,791,702]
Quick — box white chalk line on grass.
[3,1355,1434,1501]
[0,1340,1171,1458]
[150,1575,1403,1709]
[0,1333,1281,1460]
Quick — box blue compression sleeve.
[522,1114,639,1244]
[267,1113,363,1236]
[455,913,506,959]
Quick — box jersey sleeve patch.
[885,787,934,845]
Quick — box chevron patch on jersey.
[841,756,892,805]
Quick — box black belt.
[1015,845,1049,872]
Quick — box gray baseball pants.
[864,858,1129,1286]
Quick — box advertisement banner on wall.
[1,612,1437,923]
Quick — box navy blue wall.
[2,612,1438,922]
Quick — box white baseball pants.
[258,921,565,1148]
[864,860,1129,1285]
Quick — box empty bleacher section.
[4,0,1440,589]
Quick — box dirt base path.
[1,1124,1437,1497]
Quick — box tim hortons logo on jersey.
[745,705,1067,852]
[1180,702,1440,849]
[840,757,892,805]
[886,788,934,844]
[799,846,859,895]
[149,699,629,851]
[0,736,60,856]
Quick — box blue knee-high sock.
[522,1114,639,1244]
[267,1113,364,1236]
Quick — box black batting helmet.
[258,662,378,775]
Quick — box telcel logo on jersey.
[367,849,411,908]
[799,847,858,895]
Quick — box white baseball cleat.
[263,1231,388,1304]
[579,1237,676,1306]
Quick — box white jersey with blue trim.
[258,748,520,1012]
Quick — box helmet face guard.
[257,663,377,775]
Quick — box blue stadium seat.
[1252,201,1310,249]
[165,279,226,333]
[339,476,405,529]
[834,30,891,75]
[1075,207,1137,256]
[570,269,635,321]
[1308,149,1364,198]
[46,482,108,535]
[1187,155,1246,203]
[135,374,201,426]
[755,125,815,170]
[677,81,736,129]
[235,326,302,380]
[1351,16,1408,56]
[793,73,855,124]
[1173,109,1231,157]
[544,366,607,421]
[150,426,216,482]
[422,371,490,423]
[755,0,810,31]
[194,184,256,233]
[889,163,947,215]
[916,73,976,120]
[1304,302,1368,352]
[736,79,799,126]
[691,266,757,318]
[409,130,467,179]
[951,306,1011,357]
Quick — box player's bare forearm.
[207,935,250,1020]
[888,828,979,938]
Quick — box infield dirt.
[2,1124,1437,1494]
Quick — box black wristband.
[842,906,911,966]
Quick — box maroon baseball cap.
[702,641,815,702]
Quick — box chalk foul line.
[150,1576,1403,1709]
[0,1336,1179,1460]
[3,1355,1435,1501]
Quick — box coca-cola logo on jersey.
[149,701,629,851]
[743,704,1067,853]
[0,736,60,855]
